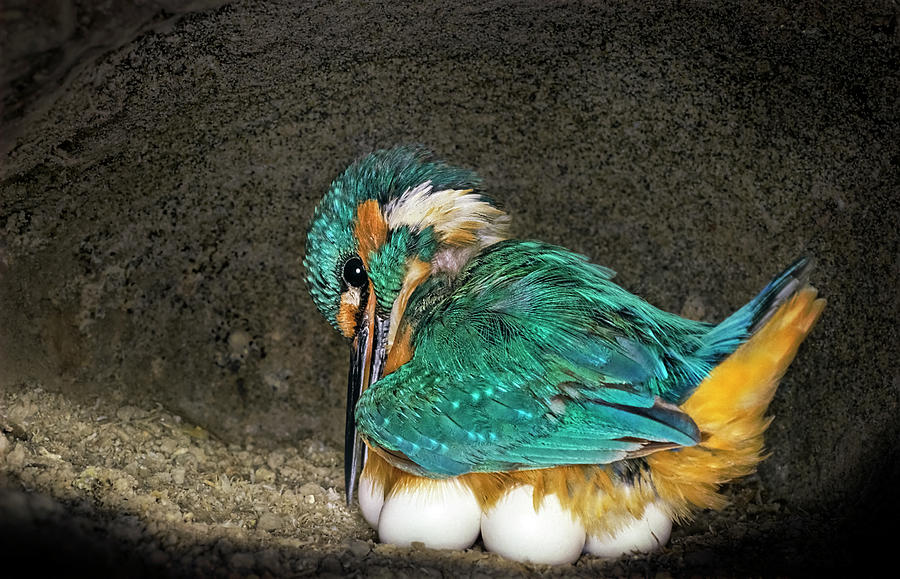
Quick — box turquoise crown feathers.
[303,146,486,330]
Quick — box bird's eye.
[342,256,368,288]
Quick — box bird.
[303,145,825,565]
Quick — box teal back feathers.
[357,241,813,476]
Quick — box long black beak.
[345,308,389,505]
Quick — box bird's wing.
[356,241,709,477]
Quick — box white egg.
[377,477,482,550]
[480,484,586,565]
[357,470,384,528]
[583,501,672,557]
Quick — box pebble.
[116,405,149,421]
[346,539,371,558]
[298,482,324,496]
[254,466,276,484]
[6,442,28,469]
[229,552,255,570]
[0,432,10,458]
[256,512,284,532]
[684,548,717,567]
[318,555,343,574]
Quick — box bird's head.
[303,146,510,498]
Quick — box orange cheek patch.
[384,323,414,376]
[384,258,430,374]
[336,300,358,338]
[355,200,388,266]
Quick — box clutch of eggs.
[358,470,671,565]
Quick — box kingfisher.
[303,146,825,565]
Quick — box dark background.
[1,0,897,575]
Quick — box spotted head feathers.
[304,146,510,338]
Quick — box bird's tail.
[694,257,815,364]
[647,260,825,518]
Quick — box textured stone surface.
[0,0,897,574]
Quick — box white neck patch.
[383,181,511,251]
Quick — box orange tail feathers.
[648,285,826,519]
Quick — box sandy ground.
[0,384,843,577]
[1,0,898,576]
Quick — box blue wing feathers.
[357,241,808,476]
[695,257,811,366]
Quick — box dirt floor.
[1,0,898,576]
[0,384,869,577]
